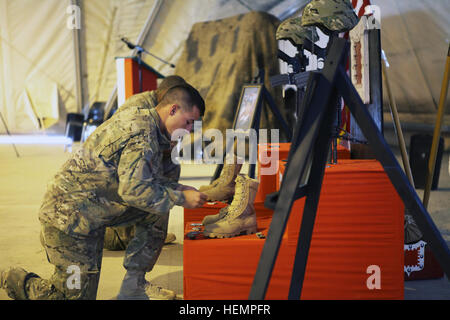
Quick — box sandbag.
[175,11,284,137]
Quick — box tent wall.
[0,0,76,133]
[374,0,450,118]
[0,0,448,134]
[0,0,308,134]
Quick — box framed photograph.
[232,84,263,130]
[350,16,371,104]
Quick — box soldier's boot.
[145,283,176,300]
[164,232,176,244]
[116,271,176,300]
[116,270,149,300]
[199,157,243,201]
[0,269,6,288]
[202,207,228,225]
[0,267,39,300]
[203,175,259,238]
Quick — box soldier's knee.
[62,269,101,300]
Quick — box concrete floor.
[0,143,214,300]
[0,138,449,300]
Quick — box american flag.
[352,0,372,17]
[340,0,372,147]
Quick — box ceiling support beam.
[70,0,89,114]
[103,0,163,119]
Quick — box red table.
[184,159,404,299]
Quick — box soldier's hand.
[182,190,208,209]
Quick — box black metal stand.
[248,37,450,300]
[272,40,343,165]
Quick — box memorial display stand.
[248,37,450,300]
[183,23,449,300]
[184,157,404,300]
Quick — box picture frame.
[232,84,263,130]
[350,16,371,104]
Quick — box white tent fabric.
[0,0,448,134]
[0,0,75,133]
[374,0,450,116]
[1,0,302,133]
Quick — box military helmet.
[276,17,319,47]
[301,0,359,34]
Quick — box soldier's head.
[156,84,205,135]
[156,75,187,102]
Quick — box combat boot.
[116,271,176,300]
[202,206,228,225]
[0,267,39,300]
[164,232,177,244]
[199,157,243,201]
[145,283,176,300]
[116,270,149,300]
[203,175,259,238]
[0,269,6,289]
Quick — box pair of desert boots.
[199,161,259,238]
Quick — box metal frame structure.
[70,0,88,114]
[248,37,450,300]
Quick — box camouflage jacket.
[39,91,184,237]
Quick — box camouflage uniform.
[4,90,184,300]
[103,90,180,251]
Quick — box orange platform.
[255,143,290,203]
[256,143,351,200]
[184,159,404,300]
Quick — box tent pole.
[381,53,414,186]
[92,7,117,102]
[103,0,163,120]
[70,0,88,115]
[0,111,20,158]
[423,44,450,209]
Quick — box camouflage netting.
[175,11,284,139]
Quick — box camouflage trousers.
[7,212,169,300]
[104,207,171,251]
[21,224,105,300]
